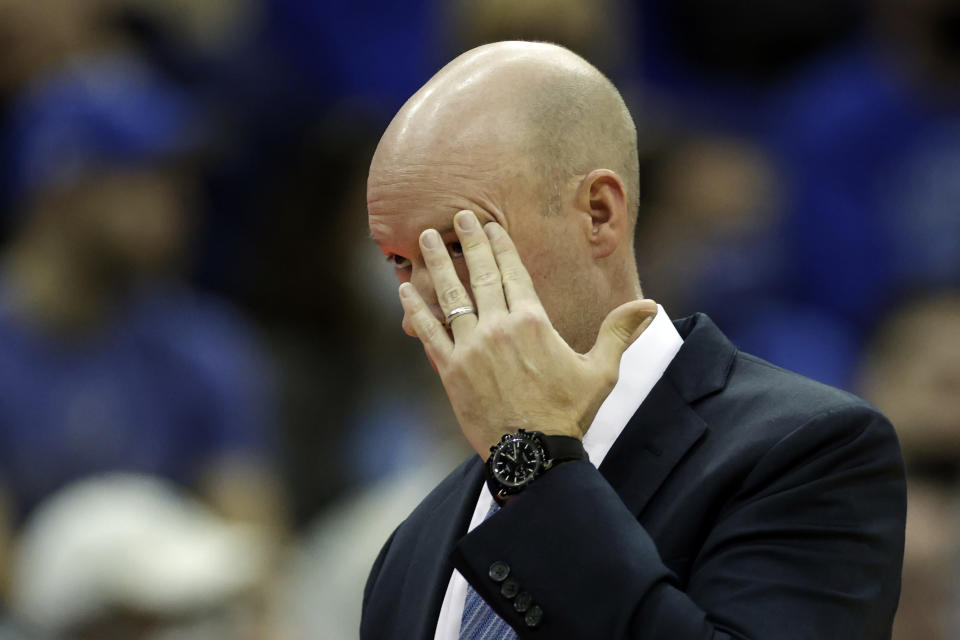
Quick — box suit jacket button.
[524,605,543,628]
[488,561,510,582]
[500,578,519,599]
[513,591,532,613]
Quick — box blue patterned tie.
[458,502,518,640]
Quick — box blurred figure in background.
[765,0,960,387]
[441,0,634,77]
[0,0,258,102]
[858,293,960,640]
[0,0,121,246]
[263,118,468,640]
[633,0,864,127]
[0,0,116,100]
[9,473,272,640]
[634,133,865,390]
[634,134,782,314]
[0,55,284,600]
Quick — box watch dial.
[492,436,542,487]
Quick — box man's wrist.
[485,429,588,504]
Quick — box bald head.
[374,41,639,220]
[369,42,643,353]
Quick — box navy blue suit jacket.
[362,314,906,639]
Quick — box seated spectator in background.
[858,292,960,640]
[634,134,782,316]
[441,0,634,77]
[0,0,116,101]
[8,473,274,640]
[282,437,467,640]
[0,54,284,595]
[766,0,960,373]
[634,134,863,390]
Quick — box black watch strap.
[535,432,588,465]
[485,429,590,505]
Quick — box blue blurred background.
[0,0,957,638]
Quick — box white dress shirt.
[433,305,683,639]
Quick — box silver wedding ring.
[444,306,476,326]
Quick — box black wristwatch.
[485,428,588,504]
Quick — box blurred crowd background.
[0,0,956,638]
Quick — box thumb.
[588,298,659,367]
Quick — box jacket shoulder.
[715,349,890,440]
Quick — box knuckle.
[512,308,542,328]
[487,323,512,343]
[499,265,527,284]
[470,270,501,289]
[418,317,444,341]
[445,358,467,381]
[460,341,483,360]
[438,284,468,307]
[476,323,504,344]
[609,324,633,345]
[401,316,416,337]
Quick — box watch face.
[491,435,543,487]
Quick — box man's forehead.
[368,213,456,242]
[369,139,507,183]
[368,154,506,209]
[366,131,536,247]
[367,176,506,248]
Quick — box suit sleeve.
[450,405,906,639]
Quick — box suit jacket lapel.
[599,313,736,517]
[404,460,485,640]
[598,377,707,516]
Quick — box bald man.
[362,42,905,639]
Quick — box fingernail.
[399,282,414,298]
[637,299,657,313]
[420,229,438,248]
[456,210,476,231]
[484,222,503,238]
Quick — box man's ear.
[574,169,629,259]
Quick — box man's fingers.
[454,210,507,318]
[420,228,477,338]
[588,299,658,372]
[401,312,418,338]
[399,282,453,364]
[484,222,542,311]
